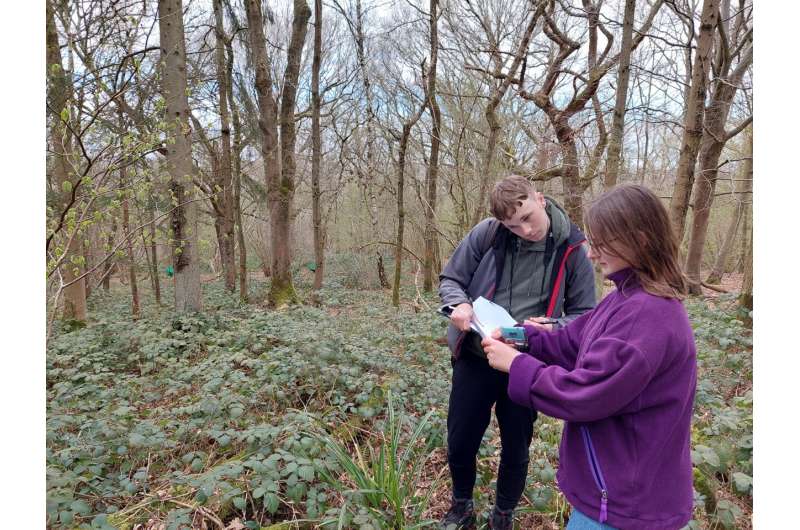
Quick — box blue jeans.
[566,508,619,530]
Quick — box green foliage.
[46,284,751,529]
[314,391,440,528]
[47,281,450,528]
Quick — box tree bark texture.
[684,40,752,293]
[311,0,325,292]
[47,0,87,322]
[604,0,636,189]
[158,0,202,312]
[422,0,441,292]
[707,131,751,284]
[213,0,237,292]
[668,0,720,241]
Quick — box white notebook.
[470,296,518,338]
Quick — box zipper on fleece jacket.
[580,425,609,524]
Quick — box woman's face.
[587,238,632,277]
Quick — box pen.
[529,317,559,325]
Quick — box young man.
[438,175,596,529]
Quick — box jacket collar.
[608,267,638,291]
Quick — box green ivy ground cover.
[46,281,752,529]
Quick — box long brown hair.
[585,184,688,299]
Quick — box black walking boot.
[487,506,514,530]
[439,497,476,529]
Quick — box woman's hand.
[481,336,523,373]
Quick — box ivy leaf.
[233,496,246,510]
[298,465,315,482]
[71,499,91,515]
[715,499,742,528]
[732,472,752,494]
[691,445,720,468]
[264,493,279,514]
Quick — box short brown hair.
[585,184,688,299]
[490,175,536,220]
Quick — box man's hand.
[523,316,555,332]
[481,336,523,373]
[450,303,474,332]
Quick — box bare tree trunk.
[274,0,311,305]
[246,0,282,296]
[311,0,325,294]
[118,106,140,318]
[102,219,117,292]
[47,0,87,323]
[684,40,752,293]
[245,0,309,306]
[351,0,388,288]
[668,0,720,241]
[158,0,202,312]
[422,0,441,292]
[140,203,161,306]
[83,237,92,300]
[392,98,428,307]
[213,0,237,293]
[523,0,662,228]
[148,189,162,305]
[707,131,752,284]
[470,3,542,227]
[739,182,752,326]
[226,40,247,302]
[604,0,636,189]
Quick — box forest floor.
[47,271,752,530]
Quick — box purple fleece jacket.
[507,268,697,530]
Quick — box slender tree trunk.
[119,150,140,319]
[47,0,87,322]
[392,130,410,308]
[213,0,237,292]
[273,0,311,305]
[684,44,752,293]
[102,219,117,292]
[245,0,281,296]
[472,105,501,226]
[245,0,309,306]
[158,0,202,312]
[393,112,426,306]
[707,132,752,284]
[739,197,752,326]
[140,208,160,307]
[118,105,140,318]
[83,237,92,300]
[225,40,247,302]
[351,0,387,288]
[470,2,542,227]
[668,0,720,241]
[423,0,441,292]
[311,0,325,293]
[604,0,636,189]
[149,195,162,305]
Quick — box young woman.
[482,184,697,530]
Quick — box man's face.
[500,193,550,242]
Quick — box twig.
[168,499,225,530]
[413,261,431,312]
[357,241,423,265]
